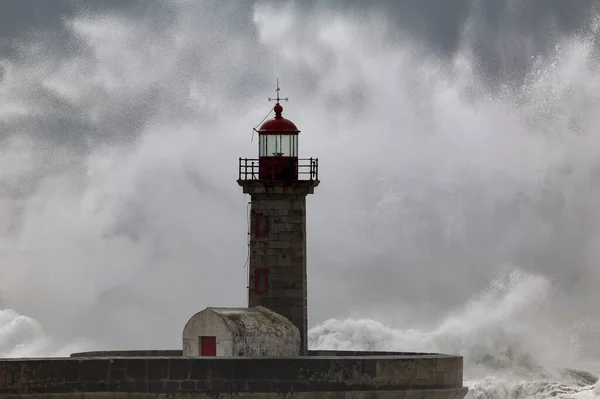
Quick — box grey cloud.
[0,0,271,149]
[284,0,596,48]
[0,1,74,39]
[1,0,600,353]
[0,0,143,61]
[261,0,598,84]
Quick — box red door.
[199,336,216,356]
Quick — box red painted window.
[199,336,216,356]
[254,268,269,295]
[255,213,269,237]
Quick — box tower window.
[254,268,269,295]
[255,213,269,237]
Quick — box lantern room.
[238,82,318,183]
[257,102,300,180]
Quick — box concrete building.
[238,84,319,355]
[182,306,300,357]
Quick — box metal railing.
[238,158,319,181]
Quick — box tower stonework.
[237,85,319,355]
[239,181,318,355]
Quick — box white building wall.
[182,309,233,356]
[182,307,300,357]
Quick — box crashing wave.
[0,309,91,357]
[466,377,599,399]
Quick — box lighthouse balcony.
[238,157,319,182]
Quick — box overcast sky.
[1,0,600,351]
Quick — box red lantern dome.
[258,104,300,134]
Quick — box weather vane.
[268,78,289,104]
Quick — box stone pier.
[0,351,467,399]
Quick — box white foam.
[308,267,600,398]
[0,309,91,358]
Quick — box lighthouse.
[237,83,319,355]
[1,84,467,399]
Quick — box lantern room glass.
[259,134,298,157]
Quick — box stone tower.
[237,84,319,355]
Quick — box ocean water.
[2,2,600,399]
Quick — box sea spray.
[0,309,91,357]
[309,267,600,398]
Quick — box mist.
[1,0,600,369]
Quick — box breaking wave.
[309,267,600,398]
[0,309,91,358]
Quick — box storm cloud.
[0,0,600,352]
